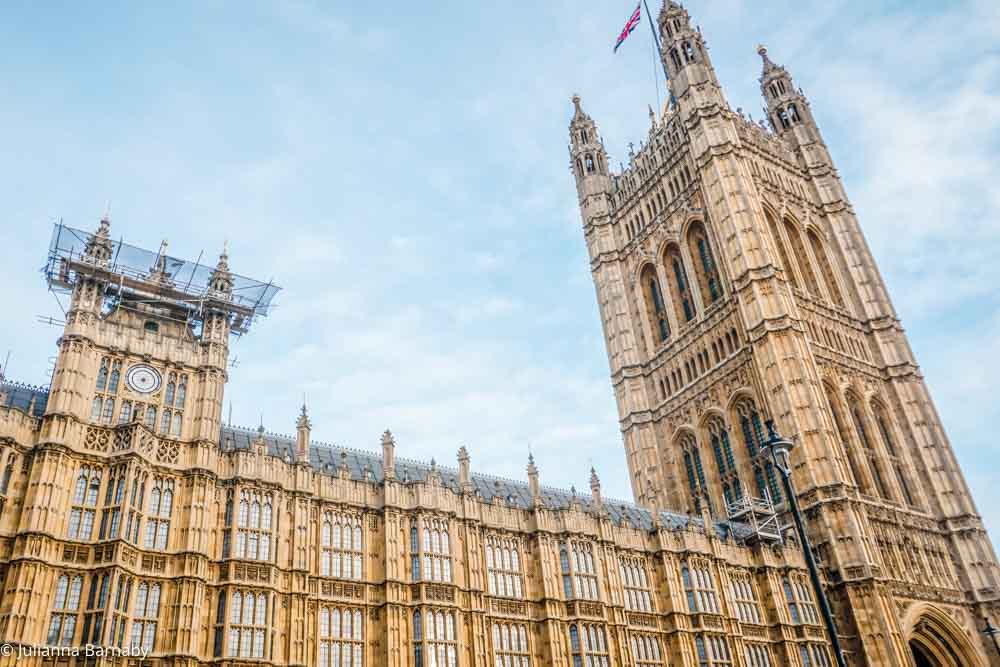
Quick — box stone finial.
[698,489,714,535]
[589,466,602,507]
[338,450,350,479]
[457,446,471,490]
[570,94,592,126]
[295,402,311,462]
[83,212,114,264]
[381,429,395,480]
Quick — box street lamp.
[762,419,849,667]
[982,616,1000,656]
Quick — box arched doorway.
[904,605,987,667]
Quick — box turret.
[527,454,540,507]
[757,45,832,168]
[589,466,603,508]
[457,446,471,491]
[658,1,725,109]
[568,95,612,203]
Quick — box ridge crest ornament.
[125,363,162,394]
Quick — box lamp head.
[763,419,794,474]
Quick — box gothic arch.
[782,215,822,297]
[762,206,799,290]
[638,262,670,347]
[685,220,723,307]
[901,604,987,667]
[661,242,696,326]
[822,380,870,493]
[805,226,846,308]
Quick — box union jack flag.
[614,4,642,53]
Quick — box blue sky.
[1,1,998,544]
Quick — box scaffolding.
[726,492,782,544]
[44,222,280,336]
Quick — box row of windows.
[68,467,173,547]
[804,318,872,363]
[411,518,453,583]
[321,513,364,579]
[89,396,183,437]
[413,610,457,667]
[47,574,159,651]
[765,210,846,310]
[486,536,524,598]
[638,221,723,350]
[492,623,530,667]
[560,541,599,601]
[319,607,364,667]
[621,161,694,243]
[656,327,740,402]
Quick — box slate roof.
[220,424,754,540]
[0,381,49,418]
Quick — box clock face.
[125,364,162,394]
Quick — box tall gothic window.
[99,465,126,540]
[227,590,268,658]
[130,581,161,653]
[631,633,664,667]
[783,219,821,297]
[765,210,799,289]
[681,560,719,613]
[695,635,733,667]
[846,393,891,501]
[415,610,456,667]
[81,570,111,645]
[559,540,599,600]
[319,607,363,667]
[687,221,722,305]
[569,624,609,667]
[492,622,530,667]
[321,512,363,580]
[735,400,781,504]
[236,489,274,561]
[485,535,524,598]
[641,264,670,344]
[806,229,845,308]
[680,433,709,513]
[783,575,819,624]
[664,244,695,324]
[144,477,174,550]
[106,574,133,648]
[69,465,102,540]
[124,470,146,545]
[619,555,654,612]
[823,383,869,493]
[412,518,452,583]
[872,400,917,507]
[92,357,123,424]
[708,418,741,507]
[744,644,773,667]
[47,574,84,646]
[728,570,762,624]
[1,452,15,495]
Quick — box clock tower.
[42,217,278,450]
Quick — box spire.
[570,94,591,125]
[589,466,603,507]
[757,44,777,74]
[208,242,235,295]
[148,240,173,285]
[83,212,114,265]
[295,401,311,462]
[381,429,396,480]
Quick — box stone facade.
[0,217,834,667]
[568,3,1000,666]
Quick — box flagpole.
[641,0,669,84]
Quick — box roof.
[220,424,754,539]
[0,381,49,418]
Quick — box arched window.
[680,433,709,513]
[640,265,670,345]
[783,219,822,297]
[806,229,845,307]
[682,41,696,62]
[708,418,741,507]
[846,393,891,500]
[735,399,781,504]
[765,209,798,289]
[669,48,682,70]
[687,221,722,306]
[585,155,595,173]
[872,400,917,507]
[413,611,423,667]
[320,511,363,580]
[485,534,525,599]
[788,104,800,123]
[664,244,695,324]
[96,358,109,391]
[824,383,869,493]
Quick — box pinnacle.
[757,44,777,73]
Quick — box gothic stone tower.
[569,2,1000,665]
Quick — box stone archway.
[903,604,986,667]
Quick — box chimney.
[527,454,540,506]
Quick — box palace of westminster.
[0,3,998,667]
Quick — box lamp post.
[762,419,849,667]
[983,616,1000,656]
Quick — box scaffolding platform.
[44,222,280,336]
[726,493,782,544]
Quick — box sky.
[1,1,998,544]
